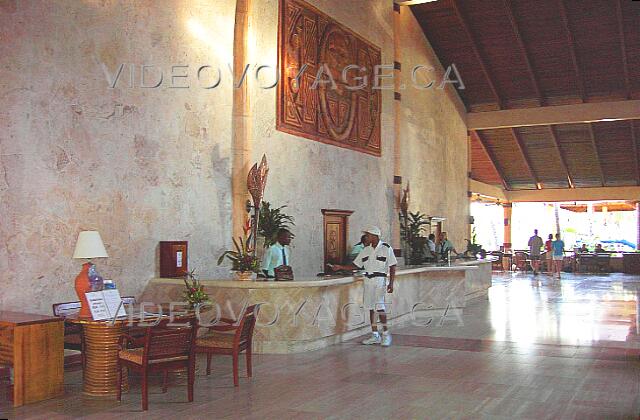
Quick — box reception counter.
[140,259,493,353]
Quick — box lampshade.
[73,231,109,259]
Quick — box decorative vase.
[75,262,93,318]
[233,271,255,281]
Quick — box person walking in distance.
[545,234,553,274]
[328,226,397,346]
[528,229,544,275]
[552,233,565,278]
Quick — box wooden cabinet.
[321,209,354,270]
[0,311,64,407]
[159,241,188,278]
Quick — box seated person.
[424,233,437,261]
[436,232,459,259]
[347,235,370,263]
[579,244,588,253]
[594,243,605,253]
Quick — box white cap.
[73,231,109,259]
[363,226,381,237]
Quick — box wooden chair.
[196,304,259,387]
[52,301,83,352]
[514,252,530,272]
[117,317,198,411]
[490,251,504,271]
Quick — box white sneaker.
[381,332,392,347]
[362,332,381,345]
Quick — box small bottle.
[103,279,115,289]
[88,264,104,291]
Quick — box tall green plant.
[399,211,430,265]
[258,201,295,247]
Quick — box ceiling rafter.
[450,0,503,109]
[557,0,585,102]
[615,0,631,99]
[631,121,640,185]
[509,128,540,189]
[547,126,574,189]
[472,131,510,190]
[502,0,542,105]
[587,123,605,186]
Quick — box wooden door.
[322,210,354,270]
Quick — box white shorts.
[363,277,388,311]
[552,255,564,261]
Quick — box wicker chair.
[196,304,259,387]
[514,251,530,272]
[117,317,198,411]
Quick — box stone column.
[231,0,252,240]
[392,4,402,253]
[503,203,512,250]
[637,202,640,250]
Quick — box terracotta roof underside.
[412,0,640,190]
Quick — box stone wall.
[0,0,469,313]
[0,0,238,312]
[397,6,469,248]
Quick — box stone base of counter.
[140,261,492,354]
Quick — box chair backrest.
[234,305,259,347]
[143,317,197,363]
[52,301,81,317]
[121,296,136,306]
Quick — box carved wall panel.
[277,0,382,156]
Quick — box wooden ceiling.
[411,0,640,190]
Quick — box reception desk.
[140,259,492,353]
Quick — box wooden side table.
[0,311,64,407]
[66,317,130,396]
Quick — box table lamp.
[73,231,109,318]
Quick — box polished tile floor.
[2,272,639,419]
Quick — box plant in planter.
[400,211,430,265]
[182,268,209,309]
[217,236,261,281]
[258,201,295,247]
[465,227,486,259]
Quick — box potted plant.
[465,228,486,259]
[182,268,209,309]
[400,211,430,265]
[217,236,261,281]
[258,201,295,248]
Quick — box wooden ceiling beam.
[548,126,574,189]
[509,128,540,188]
[558,0,585,102]
[467,99,640,130]
[616,0,631,100]
[631,121,640,186]
[587,123,605,187]
[507,186,640,203]
[502,0,542,105]
[472,131,510,190]
[451,0,503,109]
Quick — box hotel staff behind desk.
[261,228,292,279]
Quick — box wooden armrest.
[208,325,238,332]
[218,317,238,325]
[119,333,143,349]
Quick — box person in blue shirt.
[551,233,565,278]
[347,235,370,263]
[261,229,292,279]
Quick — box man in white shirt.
[261,229,292,279]
[328,226,397,346]
[528,229,543,275]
